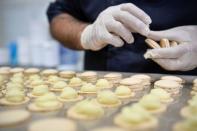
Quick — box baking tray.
[0,72,196,131]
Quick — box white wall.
[0,0,84,70]
[0,0,54,46]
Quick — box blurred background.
[0,0,84,71]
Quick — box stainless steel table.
[0,72,196,131]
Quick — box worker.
[47,0,197,75]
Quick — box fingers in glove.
[152,58,183,71]
[120,3,152,25]
[103,32,124,47]
[106,20,134,44]
[114,11,150,36]
[144,43,189,59]
[152,57,195,71]
[148,29,191,42]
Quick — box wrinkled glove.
[81,3,151,51]
[144,26,197,71]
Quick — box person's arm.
[50,13,88,50]
[47,1,151,51]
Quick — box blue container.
[8,41,18,66]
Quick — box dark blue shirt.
[47,0,197,75]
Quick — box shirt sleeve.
[47,0,84,23]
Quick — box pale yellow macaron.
[150,88,173,104]
[192,78,197,92]
[0,66,11,71]
[12,72,24,78]
[47,75,60,84]
[0,110,31,127]
[68,77,83,88]
[114,104,158,131]
[138,95,166,114]
[0,88,29,106]
[28,79,45,88]
[28,92,63,112]
[10,77,24,84]
[28,85,49,98]
[96,90,121,108]
[0,69,10,81]
[120,78,143,91]
[161,75,184,84]
[92,126,126,131]
[77,71,98,83]
[41,69,58,77]
[6,82,24,91]
[67,99,104,120]
[26,74,41,83]
[24,68,40,76]
[173,117,197,131]
[0,68,10,75]
[115,85,135,99]
[193,78,197,86]
[50,81,67,92]
[154,79,182,96]
[104,73,122,85]
[96,79,113,89]
[59,71,76,79]
[79,83,98,95]
[10,67,24,74]
[130,74,151,87]
[28,118,76,131]
[58,87,83,102]
[181,96,197,118]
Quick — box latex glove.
[81,3,152,51]
[144,26,197,71]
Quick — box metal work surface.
[0,72,195,131]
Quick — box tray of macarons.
[0,66,196,131]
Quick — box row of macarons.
[0,69,185,91]
[0,87,175,130]
[0,66,188,86]
[0,71,186,107]
[0,74,186,128]
[0,71,175,116]
[173,94,197,131]
[113,84,177,131]
[1,73,138,99]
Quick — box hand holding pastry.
[144,26,197,71]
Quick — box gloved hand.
[144,26,197,71]
[80,3,152,51]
